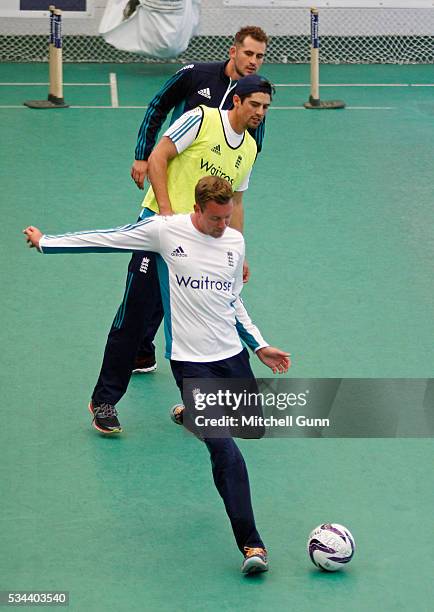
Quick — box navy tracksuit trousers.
[170,349,265,553]
[92,209,163,405]
[92,207,265,553]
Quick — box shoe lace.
[95,403,118,419]
[244,547,267,558]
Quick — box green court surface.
[1,62,434,611]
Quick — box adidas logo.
[139,256,150,273]
[171,245,188,257]
[211,144,221,155]
[198,87,211,99]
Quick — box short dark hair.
[234,26,268,46]
[195,176,234,211]
[235,75,275,103]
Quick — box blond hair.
[195,176,234,211]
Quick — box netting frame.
[2,33,434,64]
[1,6,434,64]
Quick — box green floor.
[1,62,434,611]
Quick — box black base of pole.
[304,96,345,110]
[24,95,69,109]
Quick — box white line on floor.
[0,82,434,87]
[0,82,110,86]
[109,73,119,108]
[275,83,434,87]
[2,82,432,89]
[0,105,394,110]
[271,106,393,110]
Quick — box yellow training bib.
[142,106,257,214]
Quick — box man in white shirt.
[24,175,290,574]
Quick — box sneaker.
[132,353,157,374]
[88,400,122,434]
[170,404,184,425]
[241,547,268,574]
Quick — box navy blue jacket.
[134,61,266,161]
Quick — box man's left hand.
[256,346,291,374]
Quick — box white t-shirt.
[39,214,268,362]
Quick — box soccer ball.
[307,523,355,571]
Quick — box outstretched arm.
[22,217,162,255]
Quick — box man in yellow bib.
[90,75,274,435]
[143,104,257,219]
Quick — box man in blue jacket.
[90,28,269,431]
[131,25,268,190]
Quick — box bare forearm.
[229,192,244,233]
[148,154,173,215]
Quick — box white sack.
[99,0,201,59]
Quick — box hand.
[242,259,250,283]
[130,159,149,190]
[256,346,291,374]
[23,226,43,250]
